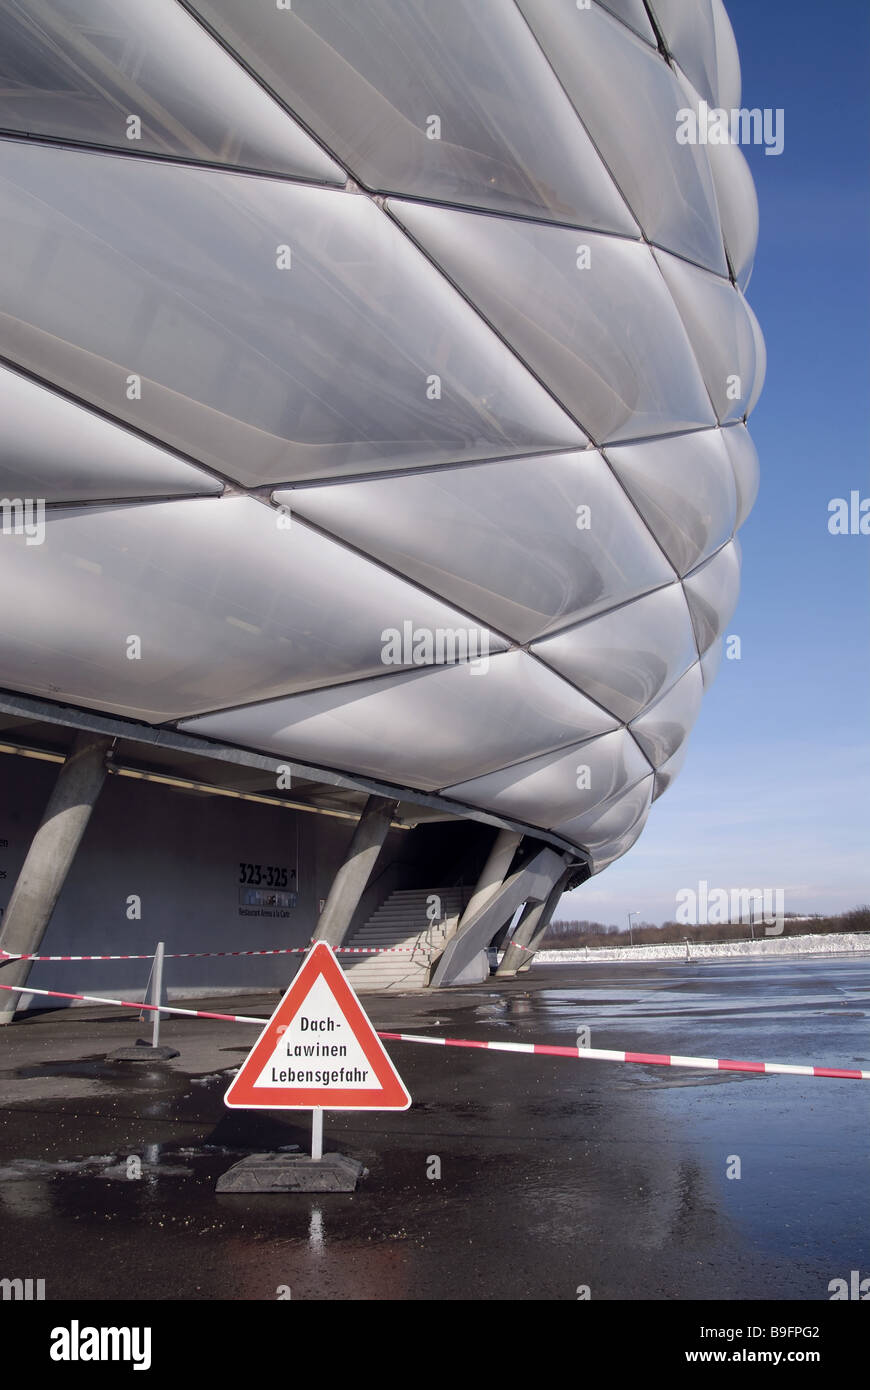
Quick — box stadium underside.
[0,690,590,1017]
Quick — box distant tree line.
[544,906,870,948]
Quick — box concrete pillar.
[430,844,565,987]
[0,733,113,1024]
[495,898,548,977]
[497,868,571,977]
[517,891,570,971]
[457,828,522,933]
[312,794,397,948]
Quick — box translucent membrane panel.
[655,250,766,423]
[673,66,759,292]
[442,729,651,831]
[747,307,767,414]
[280,450,674,645]
[0,496,504,722]
[389,202,714,444]
[0,0,343,183]
[629,662,703,767]
[652,739,690,801]
[669,67,756,293]
[682,541,741,654]
[0,365,221,502]
[700,637,724,690]
[606,428,737,577]
[594,0,657,45]
[722,425,760,530]
[0,144,582,487]
[514,0,728,274]
[554,774,654,851]
[180,651,619,794]
[710,0,743,106]
[533,583,698,723]
[590,801,652,871]
[649,0,741,110]
[705,138,759,291]
[188,0,637,233]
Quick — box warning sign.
[224,941,411,1110]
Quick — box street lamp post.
[628,911,640,947]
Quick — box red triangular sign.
[224,942,411,1110]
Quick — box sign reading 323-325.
[238,863,292,888]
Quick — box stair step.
[354,923,430,931]
[386,889,461,898]
[374,902,456,911]
[353,931,429,940]
[362,918,454,929]
[361,928,441,938]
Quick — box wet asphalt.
[1,955,868,1302]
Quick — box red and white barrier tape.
[377,1032,870,1081]
[0,981,264,1025]
[0,945,421,963]
[1,981,867,1081]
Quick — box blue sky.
[558,0,870,925]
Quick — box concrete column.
[430,845,565,987]
[517,893,569,971]
[495,898,548,977]
[457,829,522,933]
[312,794,397,948]
[0,733,113,1024]
[497,867,571,977]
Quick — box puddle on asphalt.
[618,1072,744,1091]
[0,1056,184,1085]
[175,1144,300,1157]
[0,1155,118,1181]
[0,1139,302,1189]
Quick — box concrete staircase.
[340,887,469,993]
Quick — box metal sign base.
[216,1152,367,1193]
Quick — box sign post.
[311,1107,323,1162]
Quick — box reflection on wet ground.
[0,956,868,1300]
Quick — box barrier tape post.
[151,941,165,1050]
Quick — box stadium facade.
[0,0,763,1010]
